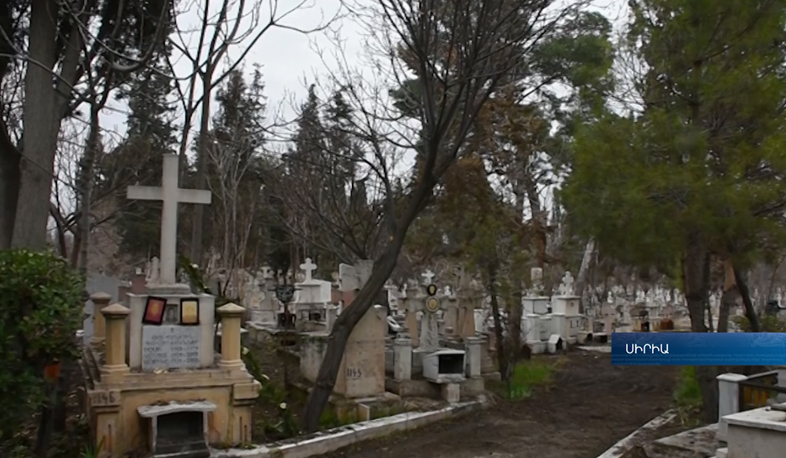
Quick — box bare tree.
[269,84,391,265]
[203,130,264,293]
[0,0,172,249]
[164,0,339,265]
[300,0,578,431]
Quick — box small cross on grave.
[127,154,211,286]
[422,270,436,285]
[300,258,317,282]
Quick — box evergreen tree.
[202,68,270,268]
[96,48,176,263]
[561,0,786,421]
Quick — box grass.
[672,366,703,426]
[491,357,563,400]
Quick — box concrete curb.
[212,397,488,458]
[595,409,678,458]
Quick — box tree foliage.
[0,249,83,440]
[562,0,786,421]
[0,0,172,249]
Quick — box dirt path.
[324,350,681,458]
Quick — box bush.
[733,315,786,332]
[0,249,84,440]
[506,358,560,400]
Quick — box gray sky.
[101,0,355,143]
[99,0,629,145]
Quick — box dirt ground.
[324,350,682,458]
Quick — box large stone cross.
[300,258,317,282]
[127,154,211,285]
[422,270,435,284]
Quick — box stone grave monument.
[81,154,260,458]
[293,258,333,332]
[300,303,389,399]
[551,271,585,344]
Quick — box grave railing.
[737,371,786,411]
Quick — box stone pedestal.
[404,293,422,348]
[552,313,568,341]
[523,296,549,315]
[101,303,131,383]
[776,366,786,403]
[217,303,245,371]
[552,295,580,315]
[465,336,482,378]
[717,373,748,440]
[441,383,460,403]
[394,336,412,381]
[91,292,112,348]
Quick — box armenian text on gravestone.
[142,325,201,370]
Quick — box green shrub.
[0,249,84,440]
[673,366,702,408]
[673,366,703,425]
[733,315,786,332]
[507,358,559,400]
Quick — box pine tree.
[562,0,786,422]
[202,68,269,269]
[97,49,176,263]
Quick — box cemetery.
[65,152,759,456]
[7,2,786,458]
[65,155,707,457]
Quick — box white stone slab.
[142,325,201,371]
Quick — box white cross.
[127,154,211,285]
[300,258,317,282]
[422,270,435,284]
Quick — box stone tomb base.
[80,348,260,457]
[385,376,485,399]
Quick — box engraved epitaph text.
[142,325,201,370]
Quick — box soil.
[323,350,685,458]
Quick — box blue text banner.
[611,332,786,366]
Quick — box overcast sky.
[98,0,629,146]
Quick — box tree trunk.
[300,242,400,432]
[487,264,508,381]
[507,263,523,363]
[575,238,596,311]
[0,136,21,249]
[733,265,761,332]
[718,288,734,333]
[76,104,102,272]
[190,70,215,266]
[682,236,718,423]
[0,1,20,249]
[12,0,60,249]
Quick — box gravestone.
[294,258,332,330]
[141,325,202,371]
[83,273,122,343]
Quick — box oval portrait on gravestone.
[426,284,437,296]
[425,297,440,313]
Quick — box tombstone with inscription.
[80,154,260,458]
[300,304,388,398]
